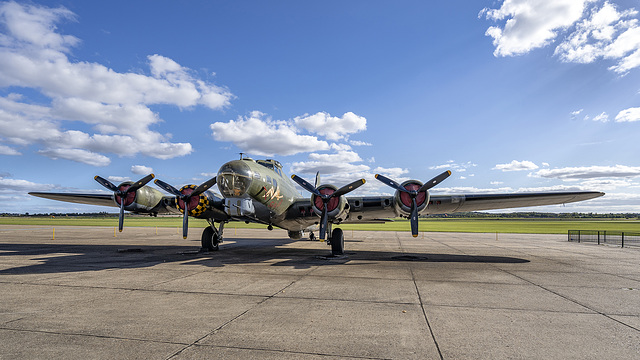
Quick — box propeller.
[291,174,366,240]
[154,177,217,239]
[374,170,451,237]
[94,174,155,232]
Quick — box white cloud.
[210,111,329,156]
[0,144,20,155]
[38,148,111,166]
[430,160,477,172]
[107,176,130,183]
[0,2,229,165]
[291,151,369,175]
[615,107,640,122]
[0,176,54,192]
[349,140,372,146]
[493,160,539,171]
[294,112,367,141]
[533,165,640,179]
[373,166,409,180]
[131,165,153,175]
[483,1,640,74]
[482,0,593,56]
[554,1,640,74]
[593,112,609,122]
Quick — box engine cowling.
[174,184,211,217]
[393,180,430,217]
[310,184,348,222]
[113,182,164,213]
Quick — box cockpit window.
[256,160,274,170]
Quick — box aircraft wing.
[29,192,116,207]
[346,191,604,220]
[426,191,605,213]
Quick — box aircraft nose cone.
[217,160,253,197]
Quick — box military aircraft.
[30,155,604,256]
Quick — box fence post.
[578,230,581,243]
[598,231,600,245]
[622,232,624,248]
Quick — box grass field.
[2,216,639,234]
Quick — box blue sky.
[1,0,640,214]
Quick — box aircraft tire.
[201,226,219,251]
[330,228,344,256]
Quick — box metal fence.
[568,230,640,248]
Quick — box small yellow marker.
[52,227,55,240]
[155,226,158,235]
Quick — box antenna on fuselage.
[239,152,245,159]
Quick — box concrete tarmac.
[0,225,639,359]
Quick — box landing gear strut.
[201,221,224,252]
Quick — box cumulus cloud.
[0,2,230,165]
[593,112,609,122]
[131,165,153,175]
[291,150,369,175]
[482,1,640,73]
[481,0,592,56]
[210,111,330,156]
[493,160,539,171]
[38,148,111,166]
[0,176,55,192]
[294,112,367,141]
[533,165,640,179]
[615,107,640,122]
[0,144,20,155]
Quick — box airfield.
[0,225,639,359]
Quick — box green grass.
[2,216,640,234]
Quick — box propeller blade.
[127,173,155,193]
[118,199,125,232]
[192,176,217,197]
[374,174,409,193]
[94,176,119,192]
[315,172,321,188]
[319,204,329,240]
[410,197,419,237]
[154,179,183,197]
[182,203,189,239]
[291,174,321,196]
[419,170,451,192]
[332,178,366,198]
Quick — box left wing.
[344,191,604,221]
[29,192,117,207]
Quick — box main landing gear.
[201,221,224,252]
[326,226,344,256]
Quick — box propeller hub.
[115,184,136,206]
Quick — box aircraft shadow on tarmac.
[0,238,529,274]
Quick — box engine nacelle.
[393,180,430,217]
[310,184,349,222]
[113,182,164,213]
[174,184,213,217]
